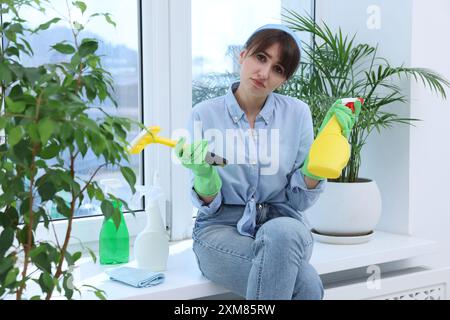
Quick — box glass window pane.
[192,0,313,106]
[16,0,142,218]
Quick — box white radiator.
[378,284,445,300]
[324,267,450,300]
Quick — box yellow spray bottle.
[307,98,364,179]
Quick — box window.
[192,0,314,106]
[16,0,143,219]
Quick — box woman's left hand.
[319,99,362,138]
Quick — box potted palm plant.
[279,11,450,243]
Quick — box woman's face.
[239,42,287,99]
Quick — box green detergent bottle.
[99,201,130,265]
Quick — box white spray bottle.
[133,172,169,271]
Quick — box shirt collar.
[225,82,275,125]
[226,82,245,124]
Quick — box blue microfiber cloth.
[105,267,165,288]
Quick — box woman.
[175,24,358,300]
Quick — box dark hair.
[244,29,301,80]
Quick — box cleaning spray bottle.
[133,171,169,272]
[307,98,364,179]
[99,179,130,265]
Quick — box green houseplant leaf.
[0,0,139,300]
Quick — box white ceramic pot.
[305,179,382,236]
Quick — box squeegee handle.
[155,137,178,148]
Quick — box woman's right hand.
[175,137,212,176]
[175,137,222,197]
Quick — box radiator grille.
[372,284,445,300]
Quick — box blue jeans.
[192,204,324,300]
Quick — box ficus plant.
[279,11,450,182]
[0,0,139,300]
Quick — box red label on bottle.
[345,98,365,113]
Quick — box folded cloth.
[106,267,165,288]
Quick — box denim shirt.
[186,82,326,238]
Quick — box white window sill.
[49,230,437,300]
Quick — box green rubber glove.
[174,137,222,197]
[319,99,362,139]
[301,156,325,181]
[301,99,362,180]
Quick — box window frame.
[171,0,317,239]
[33,0,148,244]
[35,0,194,244]
[139,0,196,241]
